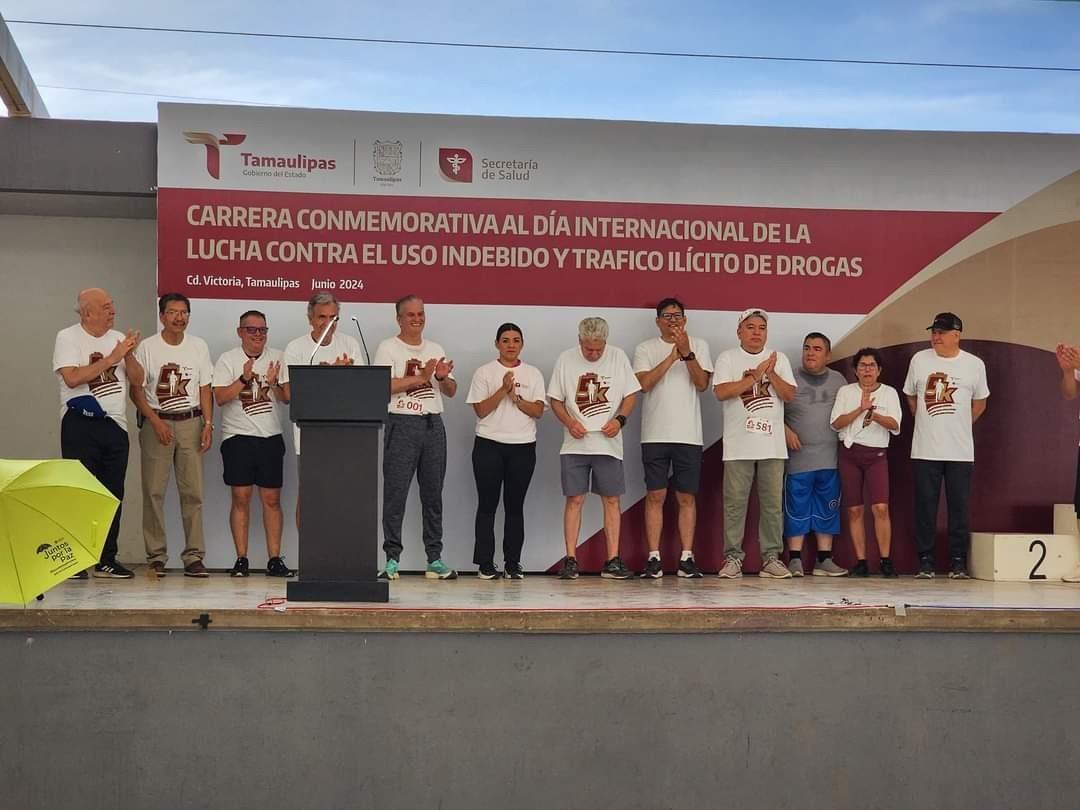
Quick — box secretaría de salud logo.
[439,148,473,183]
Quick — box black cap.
[926,312,963,332]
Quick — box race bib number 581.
[744,417,773,436]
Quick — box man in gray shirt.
[783,332,847,576]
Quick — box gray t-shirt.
[784,367,845,473]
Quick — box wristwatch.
[239,374,253,386]
[614,414,627,428]
[679,352,696,362]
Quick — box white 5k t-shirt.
[466,360,547,444]
[830,382,903,449]
[548,345,641,460]
[212,347,284,441]
[134,333,213,412]
[632,336,713,445]
[903,348,990,462]
[712,346,796,461]
[282,331,363,454]
[373,337,454,417]
[52,323,131,429]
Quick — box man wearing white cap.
[712,308,797,579]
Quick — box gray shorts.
[560,454,625,497]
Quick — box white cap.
[738,308,769,325]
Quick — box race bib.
[744,416,773,436]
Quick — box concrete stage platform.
[4,571,1080,632]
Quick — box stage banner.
[157,103,1080,573]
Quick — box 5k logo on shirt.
[924,372,958,416]
[575,373,611,418]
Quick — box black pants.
[60,410,129,564]
[382,413,447,563]
[913,459,973,560]
[472,437,536,567]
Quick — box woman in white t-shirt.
[465,323,547,580]
[830,347,902,577]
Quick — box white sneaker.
[717,556,743,579]
[1062,564,1080,583]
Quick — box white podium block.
[1053,504,1078,536]
[970,532,1080,581]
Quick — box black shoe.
[948,557,970,580]
[504,561,525,580]
[477,563,502,580]
[677,557,703,578]
[852,560,869,577]
[557,556,579,580]
[266,556,296,578]
[880,558,897,578]
[229,557,250,578]
[915,557,935,579]
[93,561,134,579]
[601,556,634,580]
[640,557,663,579]
[69,569,89,581]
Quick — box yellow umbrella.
[0,459,119,605]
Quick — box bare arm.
[1062,369,1079,400]
[770,374,796,403]
[714,373,757,401]
[635,346,678,393]
[686,358,711,392]
[906,395,917,416]
[971,397,987,424]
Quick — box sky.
[3,0,1080,132]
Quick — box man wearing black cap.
[903,312,989,579]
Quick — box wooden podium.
[286,365,390,602]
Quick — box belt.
[155,408,203,421]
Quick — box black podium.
[286,364,390,602]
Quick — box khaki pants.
[140,417,205,565]
[722,458,785,561]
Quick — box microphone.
[309,315,339,364]
[351,316,372,366]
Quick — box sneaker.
[1063,563,1080,583]
[640,557,663,579]
[148,561,167,578]
[717,556,743,579]
[759,557,793,579]
[184,560,210,578]
[915,557,935,579]
[69,569,89,581]
[880,559,897,578]
[558,556,580,580]
[94,561,134,579]
[425,559,458,580]
[228,557,249,578]
[948,557,970,580]
[266,556,296,578]
[813,558,848,577]
[852,560,869,577]
[381,559,400,580]
[677,557,703,578]
[504,561,525,580]
[601,556,634,580]
[477,563,502,580]
[787,557,805,577]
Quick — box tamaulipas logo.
[183,131,247,179]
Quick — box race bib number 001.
[744,417,773,436]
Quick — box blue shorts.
[784,468,840,537]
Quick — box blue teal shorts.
[784,468,840,537]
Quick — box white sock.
[681,550,694,561]
[648,551,660,561]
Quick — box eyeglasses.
[164,310,190,318]
[241,326,269,336]
[659,313,685,321]
[856,363,879,370]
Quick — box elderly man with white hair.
[549,316,641,580]
[52,288,143,579]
